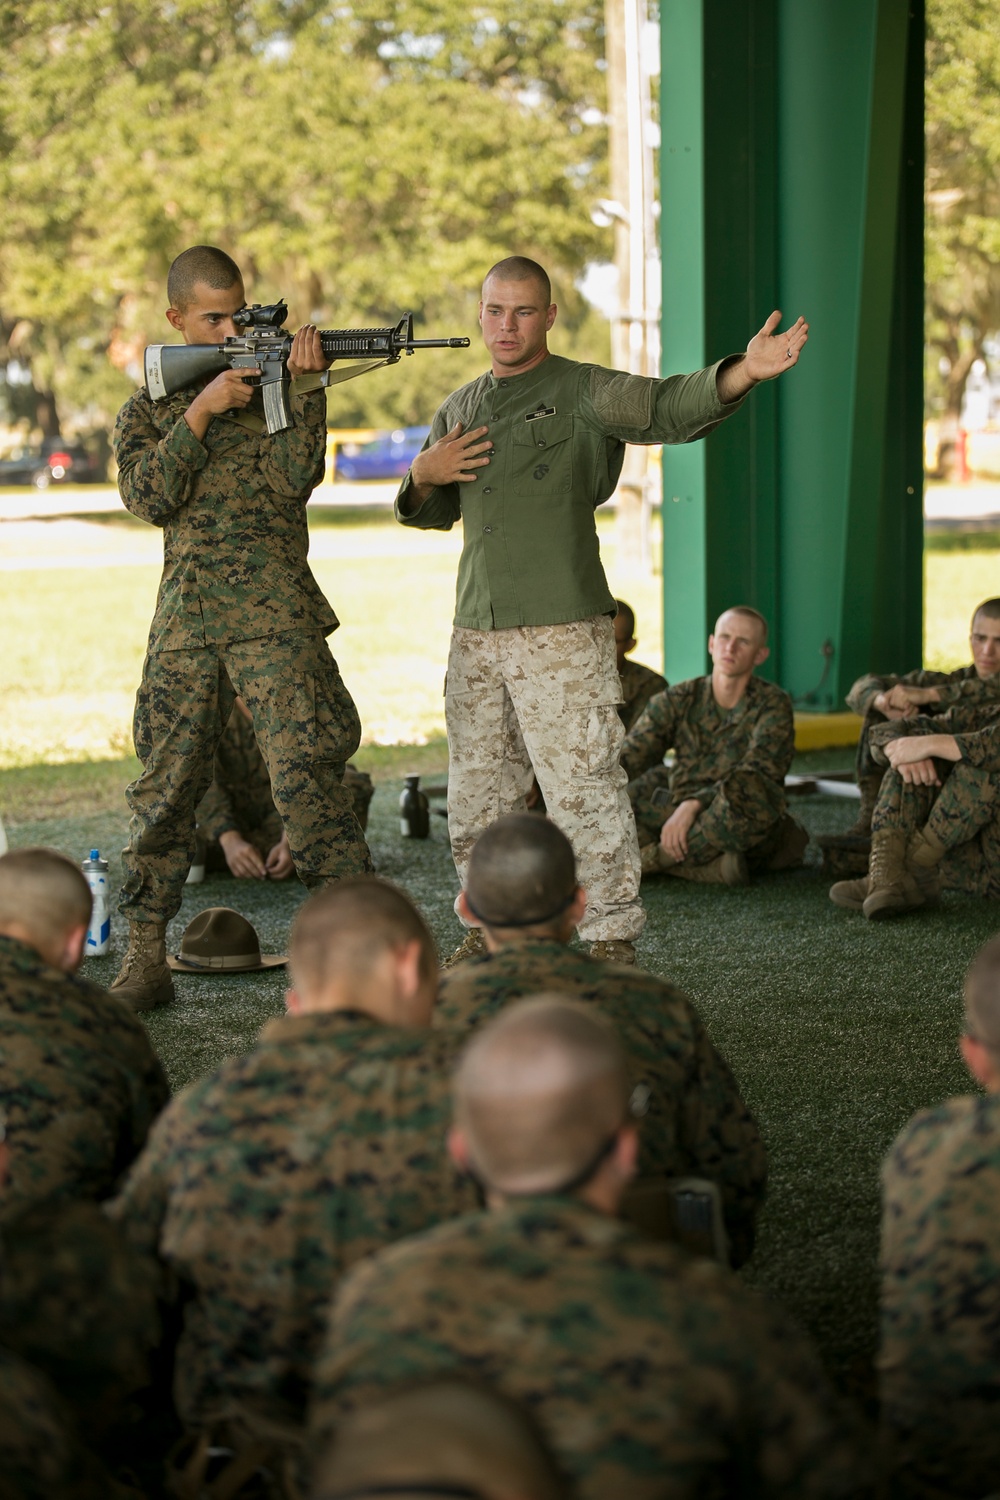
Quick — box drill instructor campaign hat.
[168,907,287,973]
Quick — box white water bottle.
[82,849,111,957]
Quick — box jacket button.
[482,487,492,495]
[537,438,546,448]
[483,524,493,533]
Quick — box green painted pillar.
[659,0,924,704]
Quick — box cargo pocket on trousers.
[582,702,625,777]
[313,657,362,765]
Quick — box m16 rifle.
[144,302,470,435]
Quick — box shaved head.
[290,877,436,998]
[973,598,1000,624]
[482,256,551,305]
[312,1379,566,1500]
[965,936,1000,1057]
[454,996,629,1196]
[0,849,91,949]
[715,605,769,645]
[167,245,242,311]
[465,815,577,931]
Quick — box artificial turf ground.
[3,744,996,1408]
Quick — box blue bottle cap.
[89,849,100,860]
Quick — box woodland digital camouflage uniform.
[879,1091,1000,1496]
[195,702,375,868]
[435,939,766,1265]
[0,1201,163,1469]
[848,664,1000,783]
[869,715,1000,898]
[0,935,169,1222]
[311,1197,871,1500]
[0,1345,131,1500]
[114,379,372,926]
[621,673,796,862]
[618,657,667,732]
[108,1011,476,1431]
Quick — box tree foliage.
[925,0,1000,417]
[0,0,611,436]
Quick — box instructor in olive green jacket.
[396,255,808,964]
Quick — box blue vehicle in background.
[332,426,430,482]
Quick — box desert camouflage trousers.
[871,762,1000,898]
[445,617,644,943]
[120,631,373,922]
[627,765,786,867]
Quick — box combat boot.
[588,940,636,966]
[862,830,926,920]
[903,826,947,906]
[440,927,487,970]
[664,851,749,887]
[762,814,810,872]
[829,874,870,911]
[843,774,881,838]
[110,919,175,1011]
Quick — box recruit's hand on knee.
[659,799,701,861]
[265,834,294,881]
[895,758,941,786]
[219,830,267,879]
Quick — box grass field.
[1,509,998,1406]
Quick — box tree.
[0,1,612,437]
[925,0,1000,418]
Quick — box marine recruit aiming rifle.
[144,301,470,435]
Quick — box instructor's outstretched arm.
[716,311,809,404]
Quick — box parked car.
[0,438,105,488]
[333,426,430,482]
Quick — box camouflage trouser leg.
[121,633,372,922]
[871,763,1000,897]
[627,768,784,866]
[446,618,644,943]
[121,649,237,922]
[627,766,674,846]
[225,632,373,889]
[856,706,887,783]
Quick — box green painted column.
[659,0,923,703]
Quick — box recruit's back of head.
[465,815,578,935]
[453,994,629,1196]
[290,876,437,1001]
[0,848,91,965]
[311,1378,567,1500]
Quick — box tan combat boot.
[110,920,175,1011]
[588,940,637,965]
[664,852,749,887]
[829,874,870,911]
[862,830,926,920]
[904,826,947,906]
[763,814,810,872]
[440,927,487,970]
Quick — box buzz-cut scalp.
[454,995,629,1196]
[0,848,91,939]
[483,257,552,305]
[167,245,243,310]
[973,598,1000,624]
[465,814,577,930]
[718,604,769,645]
[965,936,1000,1054]
[289,876,436,995]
